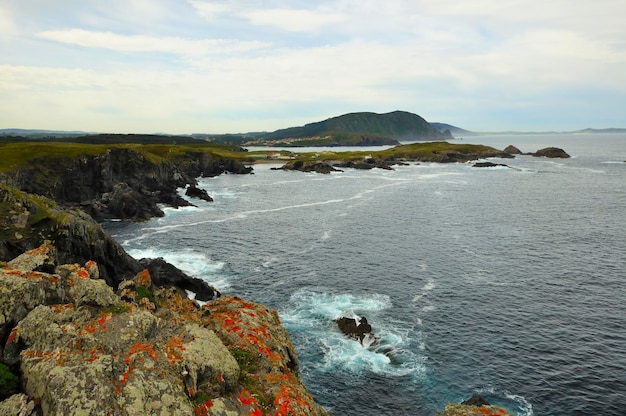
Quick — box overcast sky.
[1,0,625,134]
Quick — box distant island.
[246,110,452,146]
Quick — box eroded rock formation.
[0,245,328,416]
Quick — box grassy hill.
[260,111,450,142]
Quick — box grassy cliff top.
[0,141,248,173]
[0,139,507,173]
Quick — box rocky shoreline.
[0,148,328,415]
[0,144,541,414]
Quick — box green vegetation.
[134,286,155,304]
[193,392,211,405]
[230,349,258,374]
[103,303,131,314]
[0,141,247,173]
[265,141,505,165]
[378,141,501,159]
[0,363,19,400]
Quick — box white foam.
[126,248,229,291]
[281,290,425,377]
[476,387,534,416]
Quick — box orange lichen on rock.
[166,336,185,365]
[194,398,213,416]
[135,269,151,287]
[7,327,18,343]
[202,296,324,415]
[128,342,159,361]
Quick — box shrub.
[0,363,19,400]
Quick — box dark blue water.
[105,134,626,415]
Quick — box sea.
[104,133,626,416]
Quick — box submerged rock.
[436,402,514,416]
[472,162,511,168]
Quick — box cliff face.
[0,245,327,415]
[4,148,252,222]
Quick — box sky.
[1,0,625,134]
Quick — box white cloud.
[242,8,348,32]
[36,29,268,56]
[188,0,229,20]
[0,5,15,39]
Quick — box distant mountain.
[260,111,451,142]
[0,128,92,137]
[574,128,626,134]
[430,122,476,136]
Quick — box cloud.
[0,5,15,39]
[36,29,268,56]
[189,2,348,33]
[242,8,348,32]
[188,0,229,20]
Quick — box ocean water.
[104,134,626,415]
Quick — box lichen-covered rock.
[0,393,37,416]
[204,296,328,416]
[1,247,328,416]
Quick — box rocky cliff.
[0,244,327,415]
[3,147,252,222]
[0,146,327,415]
[0,186,217,301]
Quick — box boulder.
[532,147,570,158]
[503,145,522,154]
[336,316,374,344]
[0,393,37,416]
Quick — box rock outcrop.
[472,162,511,168]
[532,147,570,158]
[273,161,342,174]
[336,316,374,344]
[436,402,514,416]
[0,185,139,287]
[185,185,214,202]
[138,257,219,301]
[0,245,328,416]
[332,158,394,171]
[503,145,522,154]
